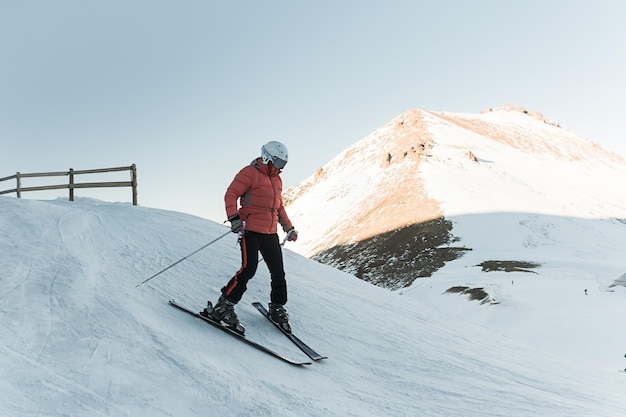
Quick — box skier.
[202,141,298,334]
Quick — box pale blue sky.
[1,0,624,222]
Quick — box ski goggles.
[271,156,287,169]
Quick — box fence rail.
[0,164,138,205]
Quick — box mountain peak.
[480,103,561,127]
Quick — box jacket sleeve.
[275,174,293,232]
[224,166,253,219]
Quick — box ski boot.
[201,295,245,335]
[268,302,291,334]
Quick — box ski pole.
[135,229,231,288]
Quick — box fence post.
[131,163,138,205]
[16,172,21,198]
[69,168,74,201]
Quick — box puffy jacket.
[225,158,294,234]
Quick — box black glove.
[228,213,242,233]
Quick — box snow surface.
[2,196,626,417]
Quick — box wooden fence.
[0,164,138,205]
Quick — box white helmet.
[261,141,288,169]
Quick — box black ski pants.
[221,231,287,305]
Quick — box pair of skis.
[169,299,327,366]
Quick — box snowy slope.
[2,197,626,417]
[421,106,626,218]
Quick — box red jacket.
[225,158,294,234]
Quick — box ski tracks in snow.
[0,344,130,417]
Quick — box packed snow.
[1,195,626,417]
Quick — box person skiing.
[202,141,298,335]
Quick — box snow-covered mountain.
[285,104,626,289]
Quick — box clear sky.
[1,0,624,223]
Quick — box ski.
[252,302,327,361]
[169,300,311,367]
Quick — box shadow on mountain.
[310,213,626,291]
[313,217,470,290]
